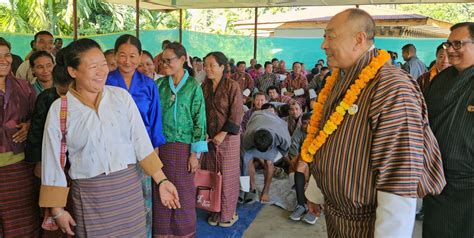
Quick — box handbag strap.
[214,142,221,174]
[59,96,67,169]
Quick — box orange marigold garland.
[301,50,391,163]
[429,66,438,81]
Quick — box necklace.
[301,50,391,163]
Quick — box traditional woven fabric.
[137,168,153,238]
[71,166,146,238]
[311,49,445,237]
[0,161,40,238]
[201,135,241,222]
[154,142,196,238]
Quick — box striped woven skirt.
[153,142,196,238]
[324,200,376,238]
[71,165,146,238]
[201,135,241,222]
[0,160,40,238]
[137,167,153,238]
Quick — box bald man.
[303,9,446,237]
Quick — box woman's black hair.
[29,51,54,67]
[0,37,11,50]
[204,51,229,80]
[59,38,102,81]
[104,49,114,56]
[142,50,153,61]
[261,103,276,110]
[114,34,142,54]
[164,42,194,77]
[52,47,73,86]
[164,41,187,59]
[266,85,280,95]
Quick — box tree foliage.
[391,3,473,24]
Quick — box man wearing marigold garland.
[300,9,446,237]
[416,43,451,94]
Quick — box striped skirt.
[137,167,153,238]
[201,135,241,222]
[0,160,40,238]
[324,201,375,238]
[153,142,196,238]
[71,165,146,238]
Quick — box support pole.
[253,7,258,60]
[73,0,77,40]
[49,0,55,34]
[179,9,183,43]
[136,0,140,38]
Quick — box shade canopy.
[105,0,471,10]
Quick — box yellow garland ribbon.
[301,50,391,163]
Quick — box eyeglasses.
[442,40,474,50]
[160,56,178,65]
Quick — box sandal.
[207,213,219,226]
[218,213,239,228]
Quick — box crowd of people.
[0,7,472,238]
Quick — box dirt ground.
[243,205,423,238]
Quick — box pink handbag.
[194,144,222,212]
[42,96,68,231]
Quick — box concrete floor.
[244,205,423,238]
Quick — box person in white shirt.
[39,38,180,237]
[193,57,206,85]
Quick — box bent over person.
[299,9,446,237]
[241,110,291,203]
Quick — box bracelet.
[52,209,65,220]
[158,178,169,188]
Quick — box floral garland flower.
[301,50,391,163]
[429,66,438,81]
